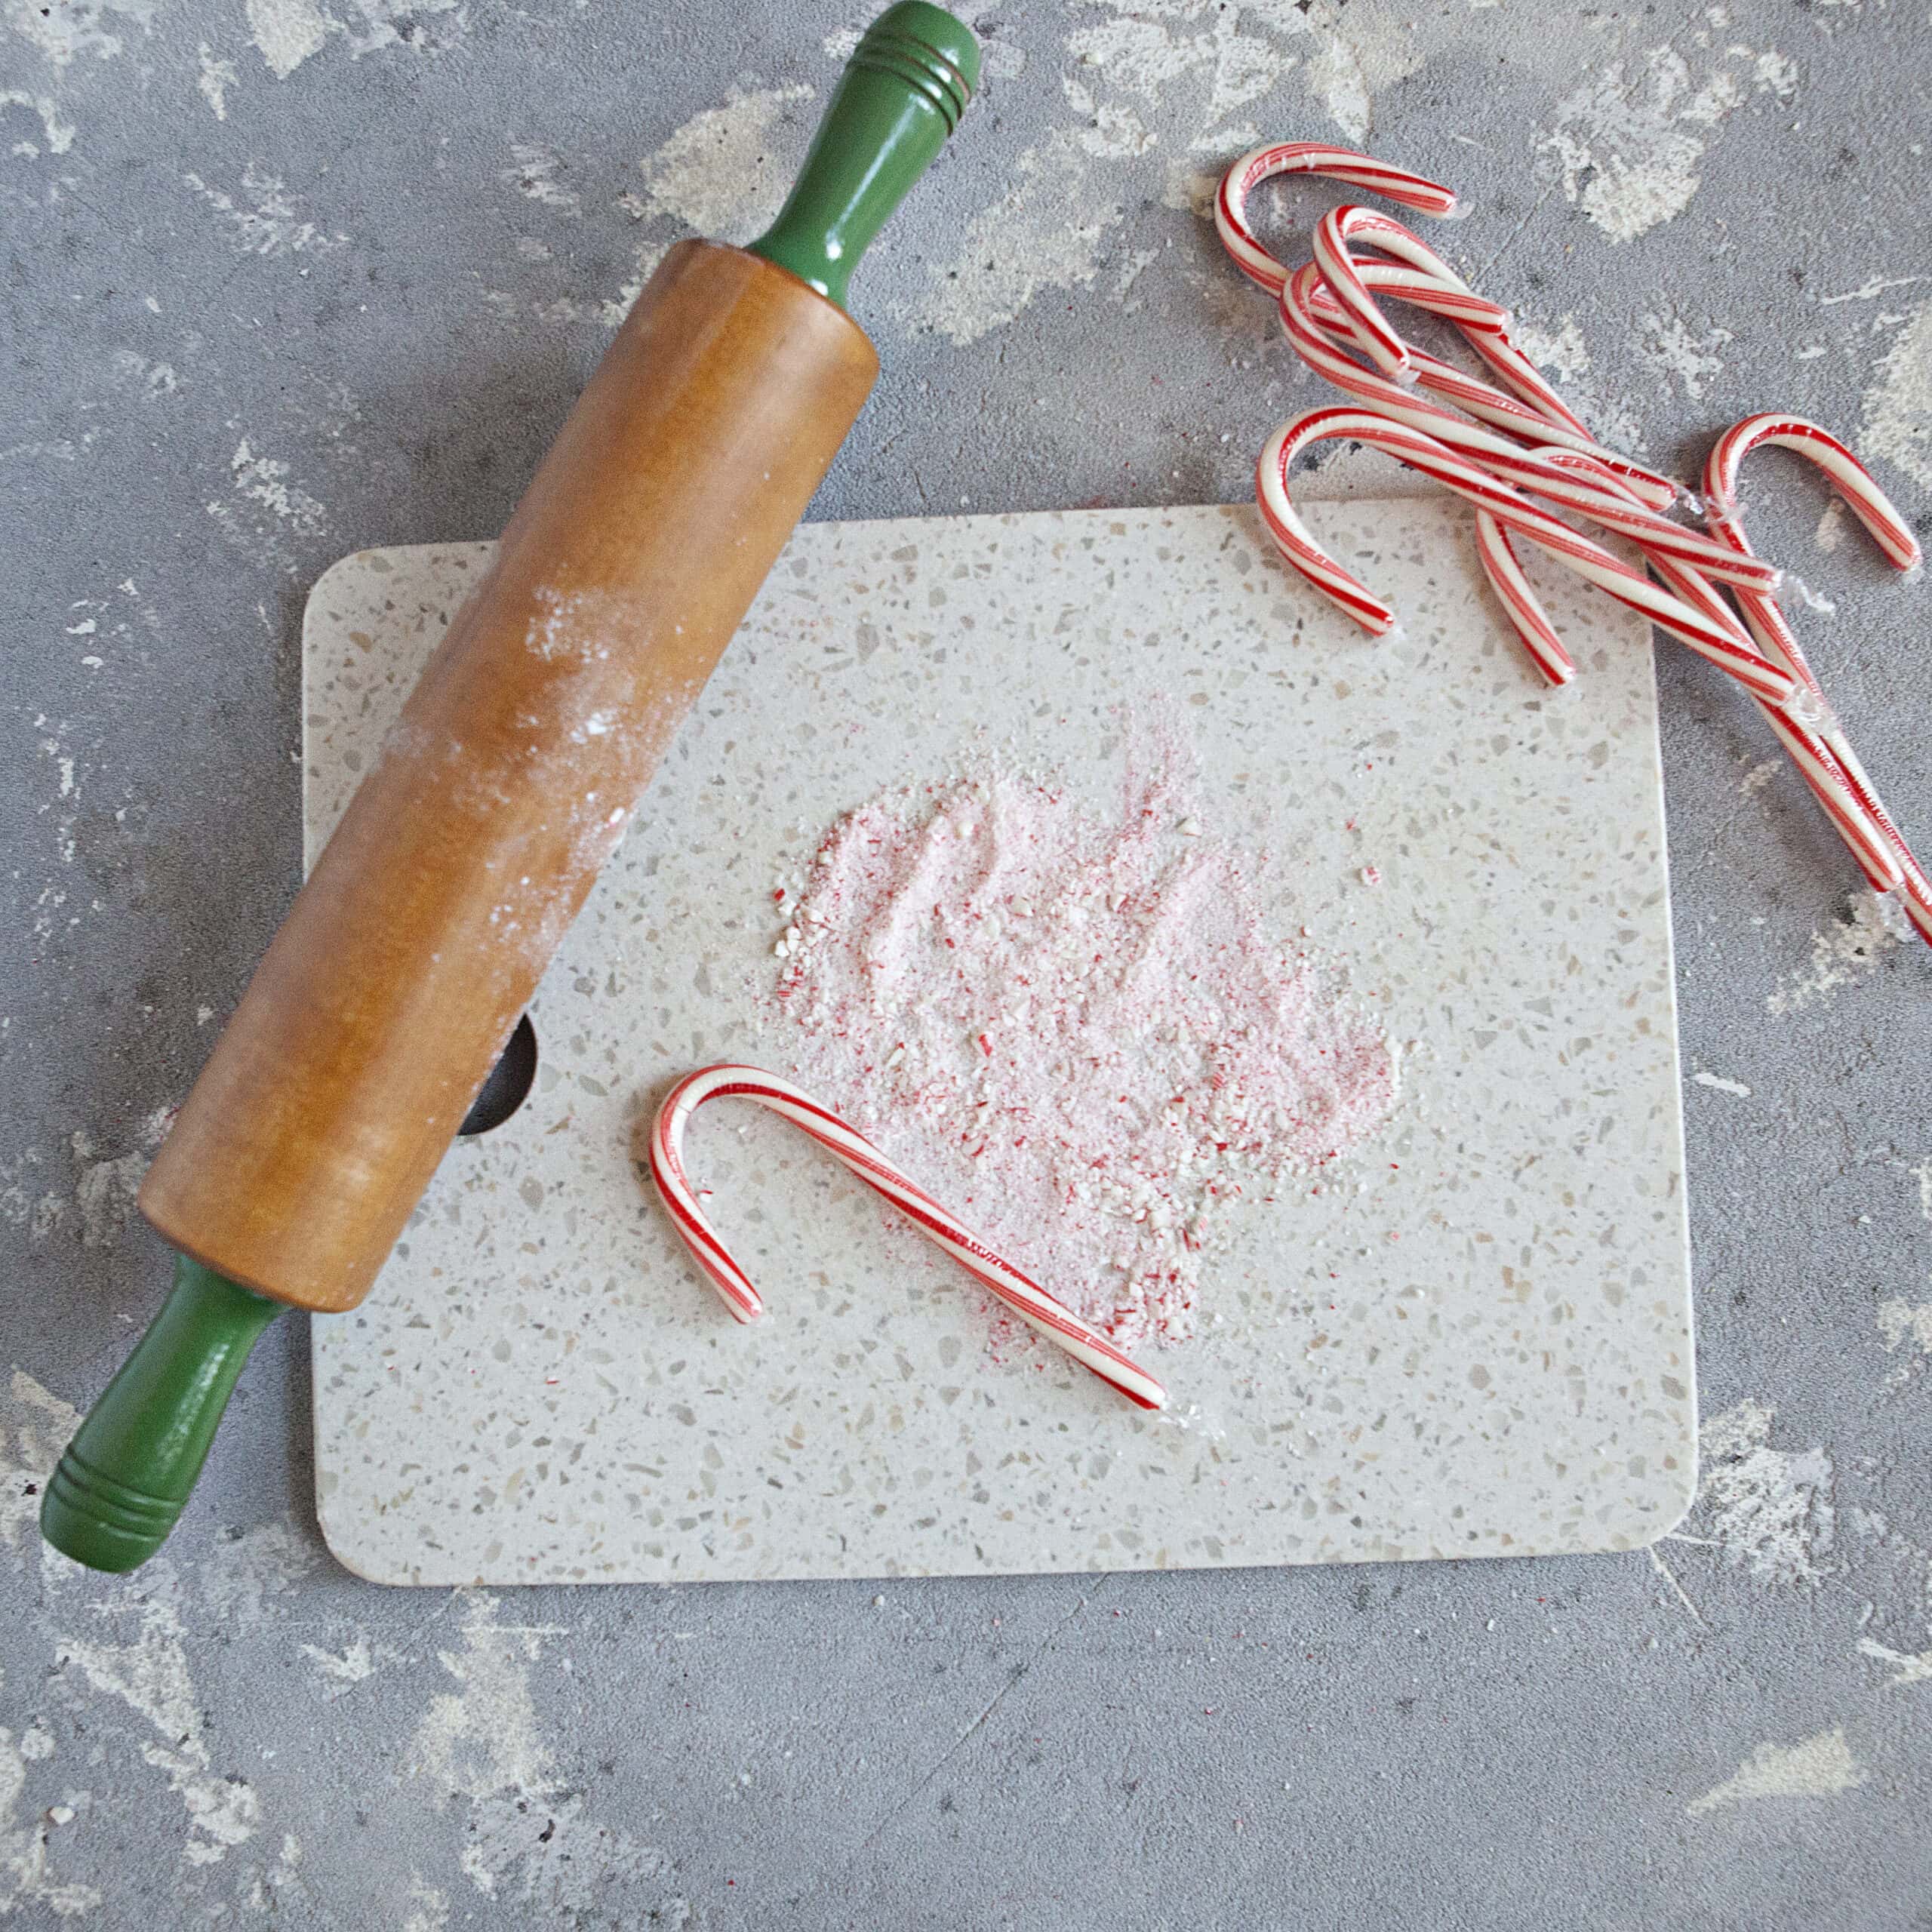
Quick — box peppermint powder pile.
[764,725,1397,1351]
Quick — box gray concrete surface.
[4,2,1930,1925]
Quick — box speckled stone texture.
[5,1,1931,1924]
[306,507,1691,1585]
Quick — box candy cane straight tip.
[648,1064,1169,1413]
[650,1067,768,1323]
[1475,511,1577,688]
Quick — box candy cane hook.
[1214,141,1460,296]
[1706,414,1922,576]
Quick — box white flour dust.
[1539,44,1798,245]
[911,0,1421,344]
[184,165,346,258]
[1511,314,1592,382]
[1767,891,1909,1017]
[605,85,816,326]
[245,0,333,76]
[227,440,328,535]
[0,1368,77,1557]
[1858,1636,1932,1687]
[1875,1298,1932,1386]
[1640,312,1733,401]
[55,1600,263,1867]
[1860,302,1932,497]
[913,127,1124,346]
[8,0,152,66]
[1684,1729,1866,1817]
[243,0,465,77]
[1690,1070,1752,1098]
[2,1105,173,1251]
[0,1374,381,1910]
[0,1692,100,1917]
[502,143,580,216]
[197,42,238,116]
[1688,1398,1835,1587]
[0,91,75,156]
[405,1593,683,1911]
[208,438,331,571]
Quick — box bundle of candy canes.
[1217,140,1930,944]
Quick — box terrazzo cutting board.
[306,500,1695,1586]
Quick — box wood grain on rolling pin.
[140,240,878,1313]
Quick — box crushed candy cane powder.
[763,719,1398,1352]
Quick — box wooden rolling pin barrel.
[42,2,980,1572]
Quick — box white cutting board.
[306,500,1694,1586]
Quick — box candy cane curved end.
[1255,414,1399,634]
[1257,405,1614,641]
[1310,209,1421,380]
[1257,408,1788,700]
[1216,143,1460,297]
[647,1064,1169,1413]
[1671,445,1932,938]
[1704,414,1923,574]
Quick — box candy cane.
[1706,414,1921,574]
[1651,547,1908,895]
[1700,415,1931,941]
[1281,277,1774,593]
[1309,205,1507,382]
[1473,511,1574,686]
[1272,238,1786,654]
[648,1063,1168,1412]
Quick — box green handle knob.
[749,0,979,309]
[41,1253,284,1572]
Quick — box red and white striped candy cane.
[1706,414,1922,576]
[648,1063,1168,1412]
[1650,546,1909,895]
[1281,263,1678,510]
[1223,146,1679,502]
[1700,414,1931,942]
[1222,143,1763,675]
[1309,205,1507,381]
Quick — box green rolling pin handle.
[41,1254,284,1572]
[749,0,980,309]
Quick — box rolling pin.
[42,0,980,1573]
